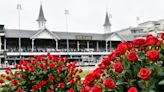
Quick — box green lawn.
[79,70,92,78]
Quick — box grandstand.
[1,4,155,68]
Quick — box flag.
[17,4,22,10]
[136,16,140,21]
[65,10,69,14]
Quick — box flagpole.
[65,10,69,55]
[17,2,22,60]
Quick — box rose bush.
[81,33,164,92]
[0,53,83,92]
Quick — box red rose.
[69,79,76,85]
[103,78,115,89]
[91,84,102,92]
[59,82,65,88]
[146,50,159,62]
[30,66,35,73]
[32,84,41,90]
[113,62,124,73]
[156,40,162,46]
[12,79,18,86]
[54,84,58,88]
[68,88,75,92]
[39,80,47,86]
[128,87,138,92]
[1,74,5,77]
[146,35,158,46]
[0,79,4,84]
[39,63,45,69]
[161,33,164,40]
[133,38,146,46]
[58,66,63,72]
[17,87,23,92]
[48,89,54,92]
[83,73,95,86]
[48,76,55,81]
[6,76,11,80]
[128,52,138,62]
[101,56,111,67]
[138,68,151,80]
[108,52,117,61]
[49,63,56,69]
[116,45,127,55]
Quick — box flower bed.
[0,53,83,92]
[81,34,164,92]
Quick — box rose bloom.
[68,88,75,92]
[83,73,95,85]
[32,84,41,90]
[48,75,55,81]
[6,76,12,80]
[156,40,162,46]
[146,50,159,62]
[113,62,124,73]
[138,68,151,80]
[80,85,91,92]
[128,52,138,62]
[0,79,4,84]
[133,38,146,46]
[59,82,65,88]
[12,79,18,86]
[48,89,54,92]
[108,52,117,61]
[1,74,5,77]
[49,63,56,69]
[39,80,47,86]
[128,87,138,92]
[116,45,127,55]
[90,84,102,92]
[146,35,159,46]
[161,33,164,40]
[58,66,63,72]
[17,87,23,92]
[103,78,115,89]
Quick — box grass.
[79,70,93,78]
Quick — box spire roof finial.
[37,3,46,22]
[104,12,111,26]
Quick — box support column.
[66,39,69,53]
[0,37,1,51]
[4,38,6,51]
[77,41,79,51]
[96,41,99,52]
[87,41,89,51]
[110,40,112,52]
[32,39,34,52]
[56,40,58,51]
[106,41,108,52]
[19,38,21,52]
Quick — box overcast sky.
[0,0,164,33]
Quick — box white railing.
[7,52,111,56]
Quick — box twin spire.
[37,4,46,30]
[36,4,111,32]
[104,12,111,33]
[104,12,111,27]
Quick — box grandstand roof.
[5,28,134,41]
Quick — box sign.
[75,35,92,40]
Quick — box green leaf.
[50,85,54,89]
[160,49,164,55]
[158,79,164,85]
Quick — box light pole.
[154,22,160,37]
[65,10,69,55]
[17,2,22,60]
